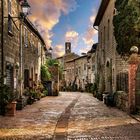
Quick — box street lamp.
[48,47,53,58]
[49,47,53,53]
[20,0,30,18]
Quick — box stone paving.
[0,92,140,140]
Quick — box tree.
[41,58,63,81]
[113,0,140,55]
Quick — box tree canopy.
[41,58,63,81]
[113,0,140,55]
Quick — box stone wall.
[3,0,20,91]
[65,55,88,91]
[0,0,2,76]
[75,56,87,90]
[0,0,46,93]
[97,0,129,94]
[115,91,128,112]
[22,21,46,90]
[65,60,75,87]
[98,0,116,93]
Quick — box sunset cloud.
[28,0,77,47]
[90,15,96,23]
[65,30,79,48]
[83,27,97,46]
[53,44,65,58]
[82,12,97,47]
[79,46,91,54]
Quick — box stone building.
[65,55,88,91]
[58,43,97,91]
[0,0,20,92]
[0,0,46,97]
[94,0,129,111]
[22,18,46,89]
[56,42,79,88]
[87,43,97,84]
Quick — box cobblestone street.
[0,92,140,140]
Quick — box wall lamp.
[4,0,30,30]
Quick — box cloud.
[90,15,96,23]
[82,11,97,47]
[65,30,79,48]
[53,44,65,58]
[83,28,97,46]
[28,0,77,47]
[79,46,91,54]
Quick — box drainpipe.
[1,0,4,82]
[19,21,23,97]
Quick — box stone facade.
[0,0,46,97]
[65,55,88,90]
[0,0,2,75]
[94,0,129,110]
[94,0,129,92]
[1,0,20,92]
[22,18,46,90]
[56,43,79,89]
[57,42,98,91]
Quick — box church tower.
[65,42,71,54]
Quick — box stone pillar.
[128,46,139,113]
[50,63,59,96]
[54,63,59,96]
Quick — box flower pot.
[6,101,17,116]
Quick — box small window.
[24,27,28,47]
[8,0,13,36]
[108,20,110,40]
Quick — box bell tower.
[65,42,71,54]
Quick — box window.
[30,33,33,47]
[108,20,110,41]
[24,27,28,47]
[8,0,13,35]
[117,72,128,93]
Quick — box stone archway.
[135,65,140,110]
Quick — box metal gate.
[136,65,140,110]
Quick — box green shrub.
[43,90,48,96]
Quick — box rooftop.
[93,0,110,26]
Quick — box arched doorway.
[136,65,140,110]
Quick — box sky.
[28,0,101,58]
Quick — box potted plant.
[0,78,17,116]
